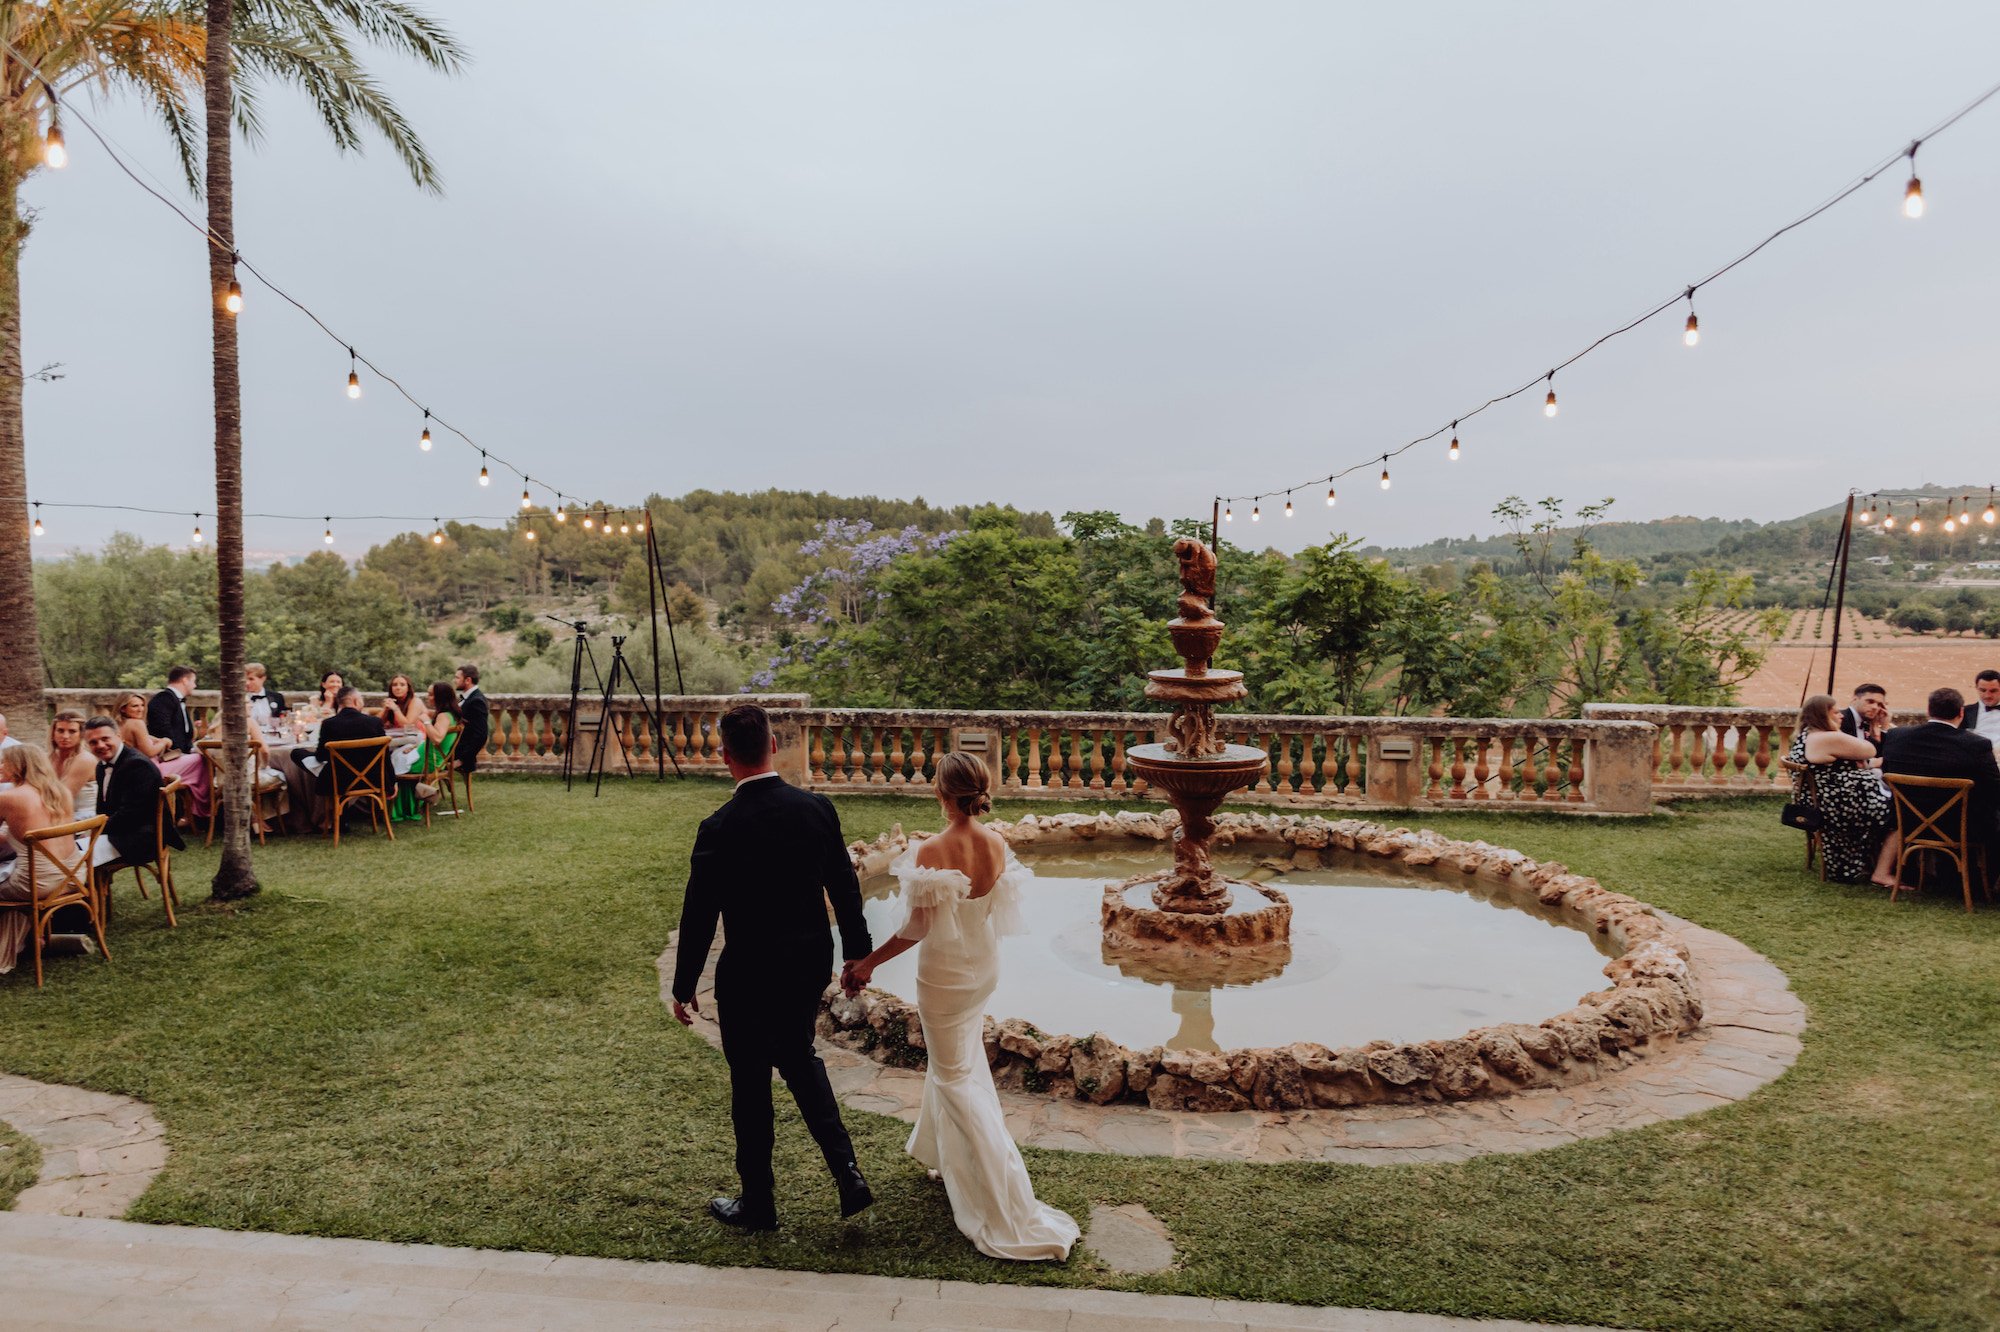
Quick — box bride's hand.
[841,959,873,996]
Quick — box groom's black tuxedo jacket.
[671,776,872,1005]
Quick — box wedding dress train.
[890,847,1078,1262]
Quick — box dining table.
[254,714,420,834]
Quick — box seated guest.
[379,674,428,730]
[146,665,201,755]
[1789,694,1897,886]
[297,686,388,794]
[0,744,84,975]
[246,663,288,726]
[315,671,346,714]
[1960,669,2000,746]
[117,692,210,820]
[46,710,95,816]
[1881,686,2000,864]
[390,683,460,820]
[0,711,18,753]
[83,716,182,871]
[454,664,489,776]
[1838,682,1888,754]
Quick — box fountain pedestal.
[1099,538,1293,970]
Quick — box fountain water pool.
[856,844,1616,1054]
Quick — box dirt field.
[1738,640,2000,707]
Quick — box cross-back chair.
[118,776,185,927]
[1779,758,1827,880]
[195,739,288,847]
[392,729,461,829]
[326,737,396,848]
[7,815,112,988]
[1884,773,1995,914]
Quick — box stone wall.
[820,811,1706,1112]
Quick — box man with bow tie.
[145,666,202,757]
[83,717,181,870]
[245,663,288,726]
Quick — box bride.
[841,752,1078,1262]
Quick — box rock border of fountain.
[820,809,1706,1113]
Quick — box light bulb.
[1984,501,1995,525]
[521,489,532,509]
[1945,516,1957,534]
[346,370,361,399]
[1884,507,1897,530]
[1684,312,1699,347]
[431,526,444,545]
[191,521,203,545]
[224,280,243,314]
[1224,506,1233,522]
[1904,176,1924,218]
[1543,389,1558,418]
[32,510,44,538]
[1448,430,1460,460]
[1251,505,1261,522]
[1911,518,1924,534]
[555,506,567,523]
[478,463,490,486]
[43,123,65,169]
[323,527,334,545]
[636,517,647,533]
[1380,466,1391,490]
[525,527,538,542]
[583,514,594,529]
[420,427,432,451]
[1325,486,1336,507]
[1283,497,1293,518]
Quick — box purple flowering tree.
[748,519,961,690]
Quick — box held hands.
[840,958,875,997]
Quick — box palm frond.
[234,23,442,191]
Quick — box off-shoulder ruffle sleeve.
[889,848,970,944]
[984,850,1030,937]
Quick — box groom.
[670,704,876,1230]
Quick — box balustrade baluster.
[829,727,850,782]
[1448,738,1468,799]
[1026,728,1044,789]
[1542,737,1563,801]
[1688,725,1708,786]
[1272,734,1294,794]
[1295,735,1317,796]
[883,728,904,786]
[1665,724,1684,785]
[1111,732,1129,792]
[1004,728,1023,790]
[809,726,827,782]
[862,727,881,784]
[1732,726,1752,785]
[1566,737,1585,802]
[1472,735,1492,799]
[1424,738,1443,799]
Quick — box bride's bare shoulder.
[913,834,955,870]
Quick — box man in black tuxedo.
[670,704,874,1231]
[146,665,199,756]
[1957,669,2000,743]
[297,686,388,794]
[83,717,182,868]
[245,663,287,719]
[454,664,489,775]
[1882,686,2000,855]
[1838,682,1888,755]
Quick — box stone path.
[0,1072,168,1218]
[0,1212,1615,1330]
[664,910,1805,1165]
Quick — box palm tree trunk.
[205,0,257,901]
[0,158,45,732]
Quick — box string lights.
[190,515,203,545]
[1380,458,1391,490]
[41,85,65,168]
[345,349,361,399]
[224,256,243,314]
[478,451,490,486]
[420,411,432,451]
[1852,490,2000,539]
[8,498,660,551]
[31,503,43,538]
[1326,485,1336,507]
[1284,494,1294,518]
[1213,80,2000,525]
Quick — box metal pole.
[644,521,664,779]
[1827,493,1855,696]
[1210,497,1221,616]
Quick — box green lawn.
[0,779,1994,1331]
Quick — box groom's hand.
[672,997,699,1027]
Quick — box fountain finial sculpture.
[1101,538,1292,961]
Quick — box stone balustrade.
[1580,703,1927,796]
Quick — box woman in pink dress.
[115,691,209,820]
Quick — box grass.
[0,1120,37,1207]
[0,778,1995,1330]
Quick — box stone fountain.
[1100,538,1293,971]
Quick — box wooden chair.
[393,730,462,829]
[7,816,112,988]
[1778,758,1827,880]
[1884,774,1995,914]
[325,737,396,847]
[119,777,185,927]
[196,739,288,847]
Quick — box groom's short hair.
[719,704,771,764]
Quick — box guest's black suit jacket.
[308,707,388,791]
[1838,706,1884,755]
[98,744,182,864]
[456,688,489,774]
[1881,721,2000,842]
[1958,701,2000,734]
[146,687,194,755]
[671,776,872,1009]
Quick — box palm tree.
[203,0,463,899]
[1,5,204,733]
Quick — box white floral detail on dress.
[888,846,1030,945]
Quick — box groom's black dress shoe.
[834,1162,874,1218]
[707,1196,778,1231]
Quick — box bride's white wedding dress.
[890,846,1079,1262]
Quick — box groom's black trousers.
[715,935,857,1207]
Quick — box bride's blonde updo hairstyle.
[934,751,992,817]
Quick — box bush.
[485,605,523,631]
[447,624,479,650]
[516,624,553,654]
[1892,604,1943,634]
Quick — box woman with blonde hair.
[115,691,209,820]
[45,710,94,815]
[843,751,1077,1262]
[0,744,84,975]
[1789,692,1897,886]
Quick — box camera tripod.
[586,634,684,795]
[551,616,604,793]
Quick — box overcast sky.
[19,1,2000,559]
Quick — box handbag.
[1779,802,1823,833]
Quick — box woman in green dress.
[390,682,461,822]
